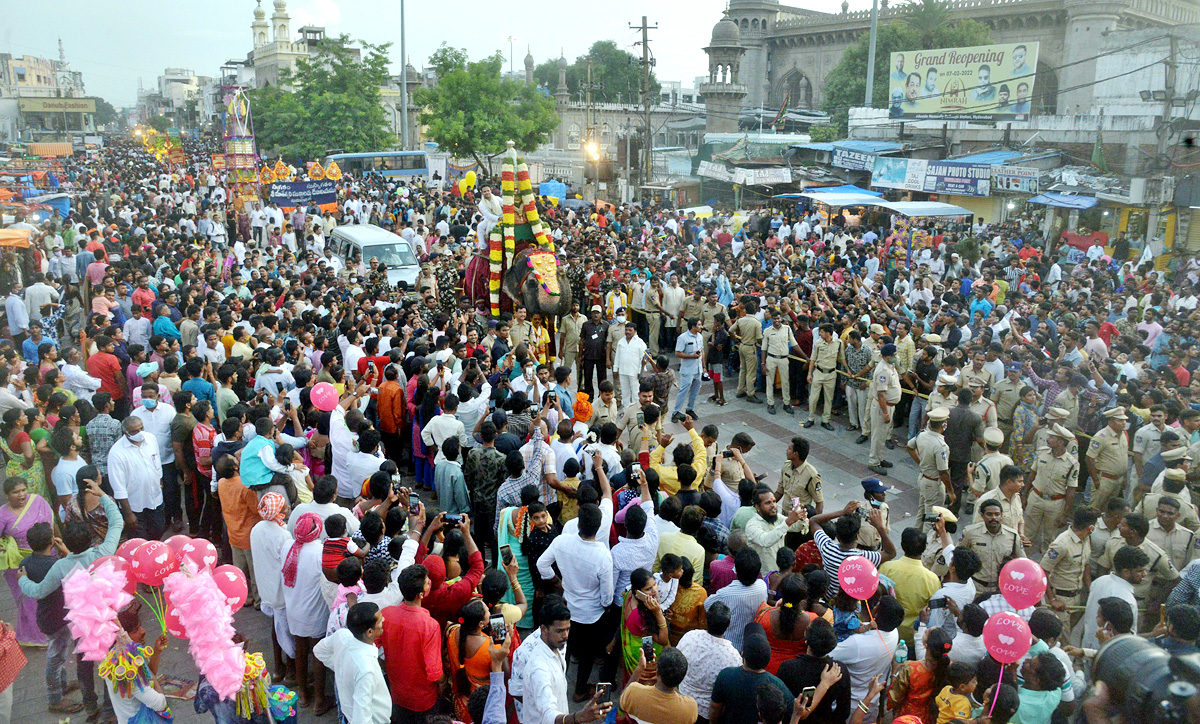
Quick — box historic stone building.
[713,0,1200,116]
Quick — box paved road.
[3,383,927,724]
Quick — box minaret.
[58,37,66,65]
[271,0,290,43]
[700,13,747,134]
[554,51,570,106]
[252,0,269,48]
[524,47,535,86]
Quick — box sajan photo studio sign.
[888,42,1038,121]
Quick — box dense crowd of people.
[0,133,1197,724]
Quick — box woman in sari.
[0,476,53,645]
[445,599,512,723]
[63,465,111,548]
[1011,386,1040,474]
[496,487,547,629]
[888,626,953,722]
[665,558,706,645]
[617,568,669,687]
[755,573,816,675]
[1,408,48,503]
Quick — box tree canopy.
[821,0,990,133]
[250,34,395,160]
[532,40,659,105]
[90,97,118,127]
[415,51,558,172]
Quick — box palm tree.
[901,0,952,48]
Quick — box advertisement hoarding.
[888,42,1037,121]
[268,180,337,211]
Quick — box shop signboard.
[991,165,1039,194]
[871,158,991,197]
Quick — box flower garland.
[488,227,504,317]
[500,157,517,267]
[514,159,553,251]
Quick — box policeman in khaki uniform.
[1098,511,1179,627]
[991,362,1025,450]
[855,478,893,551]
[1023,424,1079,557]
[907,407,952,529]
[973,465,1026,539]
[509,307,534,348]
[967,379,999,461]
[866,344,902,472]
[1040,507,1098,631]
[966,427,1013,516]
[960,497,1025,589]
[1145,475,1199,571]
[731,302,763,402]
[761,309,797,415]
[1032,407,1080,459]
[804,324,842,429]
[777,436,824,547]
[1088,407,1131,514]
[1138,467,1200,531]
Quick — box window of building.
[567,123,581,150]
[14,68,26,83]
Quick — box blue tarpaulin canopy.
[1026,192,1097,210]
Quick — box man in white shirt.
[24,273,59,322]
[611,322,648,405]
[107,416,165,540]
[831,596,903,722]
[1080,545,1147,647]
[61,347,102,401]
[537,504,615,701]
[251,491,297,667]
[925,544,981,638]
[421,394,467,465]
[314,603,392,724]
[676,602,744,720]
[288,477,360,538]
[516,597,611,724]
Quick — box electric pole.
[399,0,409,149]
[630,15,657,192]
[864,0,880,106]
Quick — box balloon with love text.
[982,611,1031,664]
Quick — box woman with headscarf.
[281,511,330,714]
[250,491,296,685]
[420,514,486,629]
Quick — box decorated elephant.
[502,248,573,319]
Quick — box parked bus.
[322,150,429,179]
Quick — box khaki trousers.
[647,313,661,357]
[807,370,836,422]
[1091,473,1125,515]
[765,356,789,406]
[918,474,945,529]
[1024,490,1065,557]
[868,401,894,465]
[738,345,758,395]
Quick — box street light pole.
[399,0,409,150]
[864,0,880,106]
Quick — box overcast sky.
[4,0,873,106]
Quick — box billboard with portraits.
[888,42,1038,121]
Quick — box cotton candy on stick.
[164,566,246,700]
[63,559,135,661]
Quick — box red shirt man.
[381,567,443,714]
[87,339,125,401]
[132,286,156,319]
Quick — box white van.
[328,225,420,289]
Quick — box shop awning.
[1026,192,1098,210]
[876,201,970,217]
[799,192,883,207]
[807,184,883,197]
[798,192,969,217]
[0,229,32,248]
